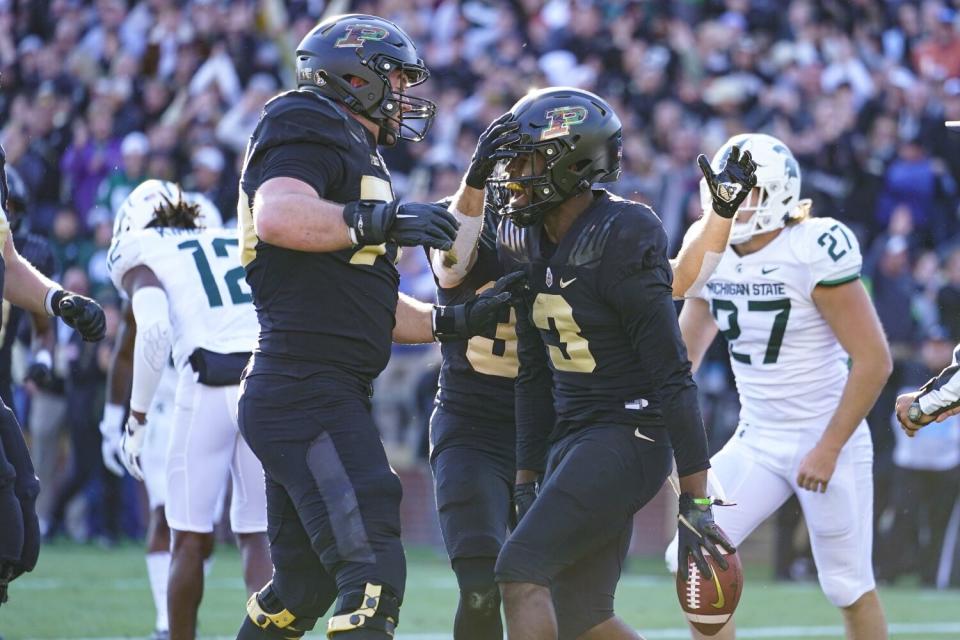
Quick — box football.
[676,547,743,635]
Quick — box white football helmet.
[113,180,223,238]
[699,133,805,245]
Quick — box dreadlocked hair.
[146,189,202,230]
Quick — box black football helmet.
[488,87,622,227]
[4,165,30,233]
[295,14,436,146]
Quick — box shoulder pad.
[107,231,146,292]
[791,217,862,288]
[252,91,356,155]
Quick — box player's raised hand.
[465,112,521,190]
[677,493,735,581]
[433,271,527,342]
[53,291,107,342]
[698,144,758,219]
[120,414,148,481]
[342,199,460,251]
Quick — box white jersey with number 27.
[696,217,862,432]
[107,227,259,370]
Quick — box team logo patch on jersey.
[541,106,588,141]
[545,267,554,287]
[335,24,390,48]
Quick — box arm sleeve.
[601,221,710,477]
[430,205,484,289]
[918,344,960,416]
[129,286,172,415]
[514,293,556,473]
[259,142,345,200]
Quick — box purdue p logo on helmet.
[488,87,622,227]
[295,14,437,146]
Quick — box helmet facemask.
[489,142,566,227]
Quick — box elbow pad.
[130,287,172,414]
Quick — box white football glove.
[120,414,148,481]
[99,404,126,477]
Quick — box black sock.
[452,557,503,640]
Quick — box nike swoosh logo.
[710,568,726,609]
[761,267,779,274]
[559,277,577,288]
[634,429,655,442]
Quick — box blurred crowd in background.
[2,0,960,588]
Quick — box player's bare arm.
[1,224,105,342]
[431,113,520,288]
[799,280,892,492]
[670,145,757,299]
[678,297,720,374]
[392,272,525,344]
[256,177,459,255]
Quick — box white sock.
[146,552,170,632]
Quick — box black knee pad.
[327,583,401,638]
[452,557,500,615]
[241,581,319,639]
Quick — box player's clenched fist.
[49,289,107,342]
[343,199,460,251]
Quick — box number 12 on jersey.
[178,237,252,307]
[711,298,791,365]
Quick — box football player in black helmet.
[422,86,757,638]
[234,13,518,640]
[488,87,756,639]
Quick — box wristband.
[44,288,65,317]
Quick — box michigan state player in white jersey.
[665,134,892,640]
[106,180,270,640]
[101,183,222,640]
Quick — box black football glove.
[343,199,459,251]
[677,493,736,581]
[433,271,526,342]
[697,144,758,219]
[465,113,521,190]
[513,481,538,526]
[52,290,107,342]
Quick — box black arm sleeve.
[259,142,346,200]
[602,222,710,477]
[514,294,556,473]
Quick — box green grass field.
[1,543,957,640]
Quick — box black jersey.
[499,190,709,476]
[433,205,516,425]
[0,232,56,382]
[239,90,399,382]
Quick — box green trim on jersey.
[817,273,860,287]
